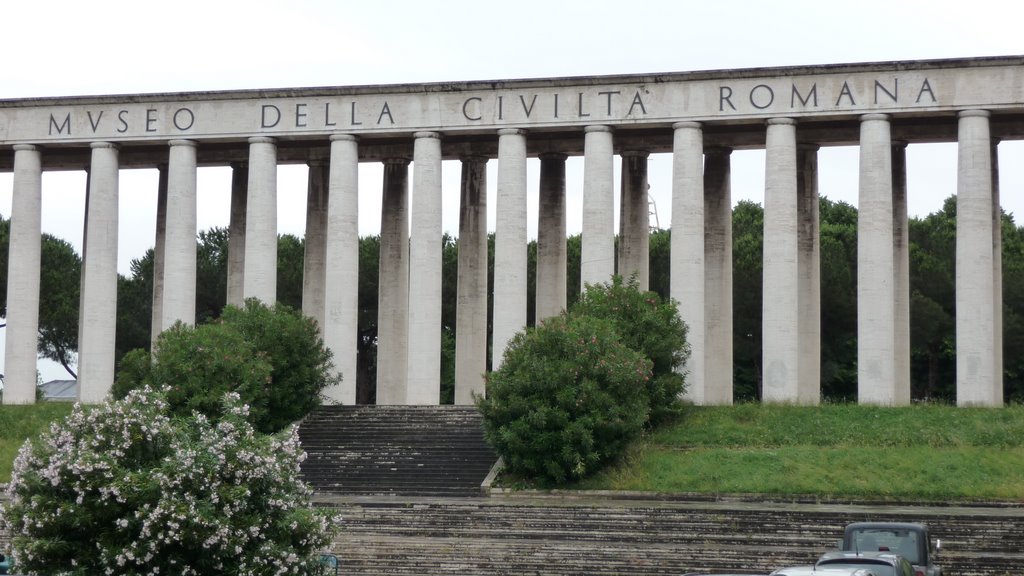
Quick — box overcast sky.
[2,0,1023,381]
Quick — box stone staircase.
[298,405,498,497]
[318,494,1024,575]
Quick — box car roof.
[772,566,884,576]
[845,522,928,531]
[819,551,906,564]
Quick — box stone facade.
[1,56,1017,406]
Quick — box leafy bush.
[0,387,339,576]
[477,315,651,484]
[114,299,338,433]
[569,275,689,424]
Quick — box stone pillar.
[303,159,329,327]
[377,158,410,404]
[150,166,168,345]
[858,114,896,405]
[762,118,803,403]
[226,162,248,307]
[3,145,43,404]
[992,140,1004,404]
[78,142,119,403]
[797,145,821,403]
[407,132,443,405]
[581,125,614,286]
[956,110,997,406]
[535,153,568,324]
[671,122,705,403]
[323,134,359,403]
[242,137,277,304]
[704,147,733,405]
[618,150,650,290]
[455,156,488,404]
[892,143,911,404]
[160,140,198,331]
[492,128,528,368]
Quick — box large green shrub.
[477,315,651,484]
[114,299,338,433]
[0,387,338,576]
[569,275,689,424]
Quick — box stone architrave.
[671,122,705,403]
[78,142,119,403]
[582,125,614,287]
[492,128,527,369]
[956,110,997,406]
[242,137,277,305]
[455,156,488,404]
[303,159,329,328]
[858,114,896,405]
[618,150,650,290]
[704,147,733,405]
[3,145,42,404]
[762,118,803,404]
[377,158,410,404]
[407,132,443,405]
[160,139,198,331]
[226,162,248,307]
[535,153,568,324]
[323,134,359,404]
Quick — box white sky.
[2,0,1024,382]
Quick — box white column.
[407,131,443,405]
[226,162,247,308]
[892,143,911,404]
[704,147,733,405]
[323,134,359,403]
[303,159,329,327]
[377,158,410,404]
[242,137,277,305]
[762,118,801,403]
[3,145,43,404]
[78,142,119,403]
[160,139,198,331]
[618,150,650,290]
[956,110,997,406]
[671,122,705,403]
[858,114,896,405]
[455,156,488,404]
[150,166,168,344]
[797,145,821,403]
[492,128,528,368]
[581,125,614,286]
[992,140,1004,404]
[535,153,568,324]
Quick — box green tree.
[277,233,305,311]
[568,275,688,425]
[648,228,671,301]
[477,314,651,484]
[732,200,763,401]
[819,198,859,401]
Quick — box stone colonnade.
[0,59,1011,409]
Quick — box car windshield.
[850,528,921,564]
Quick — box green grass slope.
[572,403,1024,501]
[0,403,74,483]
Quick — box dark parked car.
[839,522,941,576]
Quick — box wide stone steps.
[298,405,498,497]
[319,497,1024,576]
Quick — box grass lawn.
[570,403,1024,502]
[0,402,74,482]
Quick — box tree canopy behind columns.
[732,200,764,401]
[819,198,859,400]
[0,215,83,379]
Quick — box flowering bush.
[570,275,689,425]
[477,315,651,484]
[0,387,338,576]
